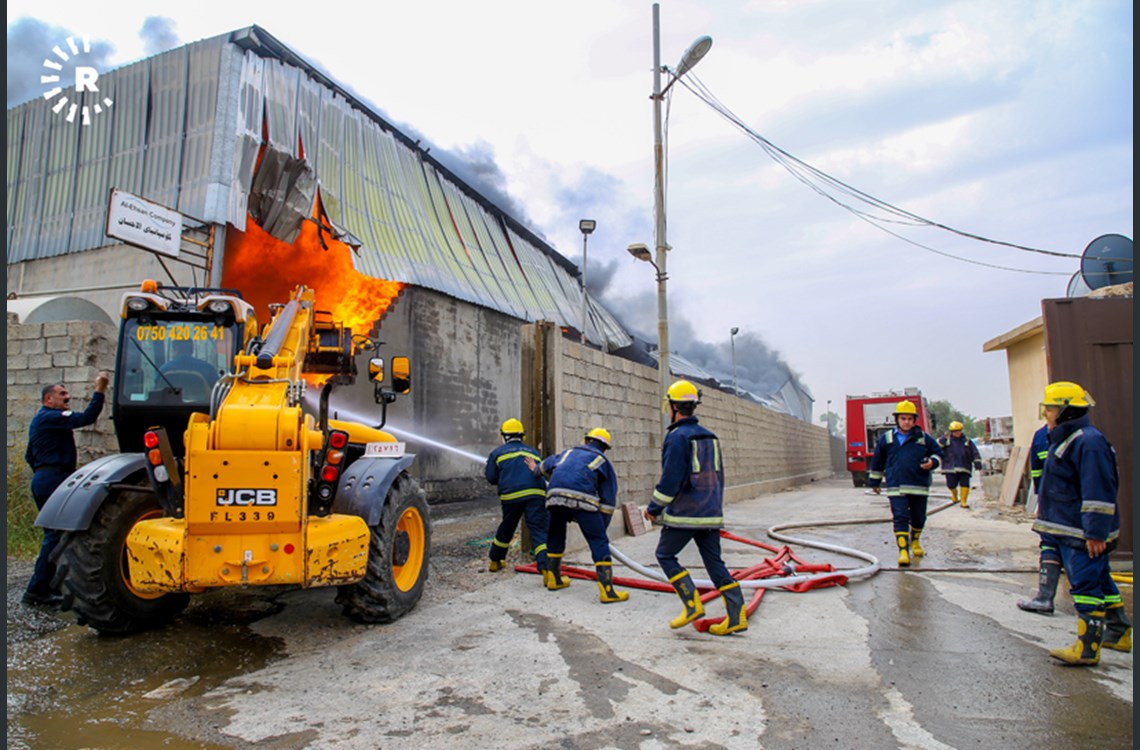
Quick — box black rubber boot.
[1103,604,1133,652]
[1050,611,1104,666]
[1017,560,1060,615]
[668,570,704,628]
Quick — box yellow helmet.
[666,380,701,403]
[948,421,964,432]
[500,418,525,436]
[893,400,918,416]
[585,427,612,448]
[1042,382,1095,409]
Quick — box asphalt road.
[7,477,1134,749]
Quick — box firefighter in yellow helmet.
[1033,382,1129,665]
[937,420,982,508]
[484,419,549,576]
[867,400,942,566]
[532,427,627,602]
[644,380,746,635]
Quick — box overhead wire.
[662,67,1098,274]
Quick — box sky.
[6,0,1134,423]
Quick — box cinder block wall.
[6,315,119,465]
[548,331,832,525]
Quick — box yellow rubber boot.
[896,532,911,567]
[1050,612,1104,665]
[544,553,570,590]
[949,487,959,506]
[668,570,705,628]
[596,560,629,603]
[488,559,506,572]
[1104,604,1133,652]
[708,582,748,636]
[959,486,970,508]
[909,527,925,557]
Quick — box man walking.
[937,420,982,508]
[645,380,746,635]
[23,372,110,606]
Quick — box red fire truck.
[845,388,935,487]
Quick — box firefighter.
[484,419,549,576]
[645,380,746,635]
[1017,421,1063,614]
[1034,382,1130,665]
[868,400,942,566]
[533,427,627,603]
[937,420,982,508]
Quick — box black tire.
[338,472,431,624]
[51,488,189,635]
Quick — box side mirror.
[391,356,411,394]
[368,357,384,383]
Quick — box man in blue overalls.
[23,372,110,606]
[484,418,549,576]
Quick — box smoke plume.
[6,17,117,108]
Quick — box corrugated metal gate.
[1042,296,1133,560]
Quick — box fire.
[222,215,403,341]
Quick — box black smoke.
[140,17,180,56]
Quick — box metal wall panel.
[316,88,346,226]
[106,62,150,204]
[68,87,114,253]
[227,52,263,229]
[1042,296,1133,559]
[178,37,225,221]
[38,102,80,257]
[142,47,188,210]
[263,59,300,153]
[6,106,44,261]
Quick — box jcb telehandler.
[37,281,430,635]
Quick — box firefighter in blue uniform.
[1033,382,1131,665]
[1017,422,1063,614]
[868,400,942,566]
[23,372,110,606]
[484,419,549,576]
[646,380,746,636]
[533,427,627,603]
[937,420,982,508]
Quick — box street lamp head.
[730,327,739,336]
[675,35,713,78]
[579,219,597,235]
[627,243,652,262]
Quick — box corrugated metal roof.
[5,25,632,350]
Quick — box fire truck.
[845,388,935,487]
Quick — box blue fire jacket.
[25,392,106,472]
[1032,415,1119,550]
[937,434,982,475]
[484,438,546,503]
[1029,424,1049,494]
[540,443,618,515]
[868,425,942,496]
[646,416,725,529]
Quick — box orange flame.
[222,216,403,340]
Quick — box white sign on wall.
[106,188,183,257]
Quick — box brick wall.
[6,314,119,465]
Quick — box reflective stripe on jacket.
[937,434,981,475]
[540,444,618,514]
[484,438,546,503]
[867,426,942,496]
[647,416,725,529]
[1032,416,1119,549]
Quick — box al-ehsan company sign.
[105,188,183,257]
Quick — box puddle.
[7,579,287,750]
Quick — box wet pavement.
[6,477,1133,749]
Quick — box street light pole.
[578,219,596,345]
[730,327,739,396]
[649,2,711,427]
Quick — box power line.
[672,71,1096,275]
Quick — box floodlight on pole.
[649,1,711,427]
[578,219,596,345]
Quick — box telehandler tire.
[338,472,431,624]
[51,488,189,635]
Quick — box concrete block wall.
[6,314,119,465]
[548,331,833,523]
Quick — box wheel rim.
[391,506,426,592]
[121,508,166,600]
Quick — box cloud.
[140,17,179,56]
[7,17,116,108]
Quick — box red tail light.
[144,431,160,449]
[329,431,348,449]
[321,465,339,483]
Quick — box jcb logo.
[217,489,277,506]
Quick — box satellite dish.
[1079,234,1133,290]
[1066,271,1091,298]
